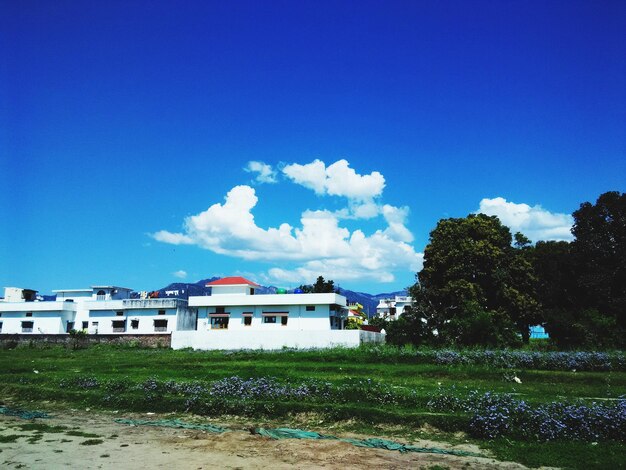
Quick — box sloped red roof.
[206,276,260,287]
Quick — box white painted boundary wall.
[171,330,385,350]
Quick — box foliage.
[298,276,338,293]
[571,191,626,347]
[409,214,538,346]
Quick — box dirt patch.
[1,410,534,469]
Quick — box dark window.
[154,319,168,332]
[210,317,229,329]
[116,311,124,316]
[0,322,3,332]
[263,316,276,324]
[96,290,106,300]
[112,320,126,333]
[215,306,225,314]
[66,321,74,333]
[306,306,315,311]
[243,316,252,326]
[250,288,255,295]
[21,321,34,332]
[131,319,139,329]
[26,312,33,317]
[281,316,288,326]
[158,310,166,315]
[82,321,88,330]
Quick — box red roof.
[206,276,260,287]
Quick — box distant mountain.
[149,277,406,317]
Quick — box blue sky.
[1,0,624,295]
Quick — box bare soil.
[0,410,541,469]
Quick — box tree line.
[375,191,625,349]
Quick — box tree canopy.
[298,276,338,294]
[397,191,625,350]
[410,213,537,346]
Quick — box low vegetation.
[0,344,624,469]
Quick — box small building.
[0,286,196,335]
[173,276,384,350]
[375,295,413,320]
[0,287,76,334]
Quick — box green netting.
[114,418,226,433]
[0,405,50,420]
[252,427,481,457]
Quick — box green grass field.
[0,344,624,469]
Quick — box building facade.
[0,286,196,335]
[375,295,413,320]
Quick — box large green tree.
[569,191,626,347]
[571,191,626,323]
[410,214,538,346]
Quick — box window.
[26,312,33,317]
[243,316,252,326]
[306,306,315,311]
[158,310,165,316]
[131,319,139,329]
[154,319,168,332]
[215,306,225,314]
[112,320,126,333]
[116,311,124,316]
[66,321,74,333]
[210,317,229,329]
[281,316,288,326]
[249,288,255,295]
[96,290,106,300]
[21,321,34,333]
[263,316,276,324]
[82,321,88,330]
[0,322,3,332]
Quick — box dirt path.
[1,410,537,469]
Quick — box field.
[0,344,624,469]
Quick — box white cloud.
[283,159,385,201]
[172,270,187,279]
[152,175,422,284]
[244,161,277,183]
[152,230,194,245]
[477,197,573,242]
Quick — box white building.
[375,295,413,320]
[0,279,385,349]
[0,286,196,335]
[173,277,384,350]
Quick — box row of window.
[0,310,167,319]
[209,315,288,329]
[1,319,169,334]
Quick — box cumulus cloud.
[244,161,277,183]
[283,159,385,201]
[172,270,187,279]
[477,197,573,242]
[152,171,422,284]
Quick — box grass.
[80,439,104,446]
[0,344,623,469]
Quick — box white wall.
[87,308,178,334]
[172,329,385,350]
[197,303,336,331]
[0,310,74,334]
